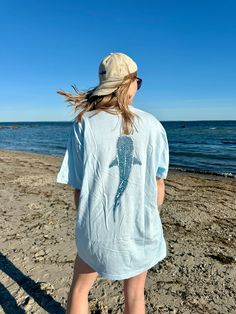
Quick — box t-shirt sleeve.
[56,120,84,189]
[156,123,169,179]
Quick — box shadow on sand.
[0,252,65,313]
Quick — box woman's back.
[57,105,169,280]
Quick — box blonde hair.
[57,71,141,135]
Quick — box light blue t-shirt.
[56,106,169,280]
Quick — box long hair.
[57,71,141,135]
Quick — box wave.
[172,150,236,160]
[170,166,236,178]
[222,140,236,145]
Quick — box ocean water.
[0,120,235,178]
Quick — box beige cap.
[91,52,138,97]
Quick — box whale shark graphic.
[108,135,142,222]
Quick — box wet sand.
[0,148,235,313]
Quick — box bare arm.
[74,189,81,209]
[156,177,165,208]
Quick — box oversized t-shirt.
[56,106,169,280]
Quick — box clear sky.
[0,0,235,122]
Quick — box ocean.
[0,120,235,178]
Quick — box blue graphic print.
[109,135,142,222]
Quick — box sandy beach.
[0,148,235,314]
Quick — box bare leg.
[123,270,148,314]
[66,254,98,314]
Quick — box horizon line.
[0,119,236,123]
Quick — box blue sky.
[0,0,235,122]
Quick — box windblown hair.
[57,71,141,135]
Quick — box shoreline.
[0,147,235,180]
[0,148,235,313]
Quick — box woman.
[56,52,169,314]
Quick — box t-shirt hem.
[76,251,167,281]
[56,176,81,189]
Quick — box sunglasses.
[136,77,142,90]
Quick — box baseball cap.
[90,52,138,97]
